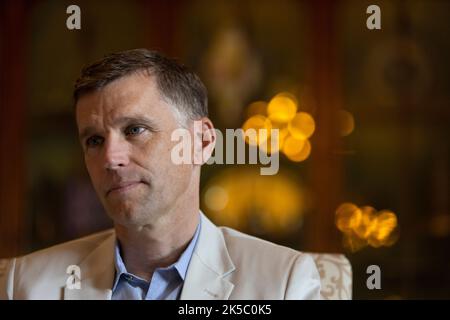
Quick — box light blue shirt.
[111,217,201,300]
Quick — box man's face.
[76,72,196,227]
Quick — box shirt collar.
[112,214,201,290]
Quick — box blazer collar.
[179,212,235,300]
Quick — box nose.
[103,136,130,170]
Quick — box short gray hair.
[73,48,208,122]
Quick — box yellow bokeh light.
[267,93,297,123]
[269,118,289,131]
[373,210,398,241]
[202,168,305,234]
[282,135,305,157]
[276,92,298,105]
[367,234,383,248]
[335,202,362,233]
[382,230,399,247]
[246,101,268,118]
[354,206,378,239]
[255,175,303,233]
[335,202,399,252]
[204,186,229,211]
[284,138,311,162]
[338,110,355,137]
[288,112,315,140]
[242,115,272,146]
[342,233,367,253]
[259,128,288,154]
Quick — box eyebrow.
[78,116,159,141]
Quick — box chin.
[108,205,158,227]
[109,210,144,227]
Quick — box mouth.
[106,181,145,197]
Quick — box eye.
[85,135,104,148]
[125,125,146,137]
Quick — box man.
[0,49,321,300]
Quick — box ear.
[192,117,216,165]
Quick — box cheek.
[136,133,176,165]
[85,157,102,184]
[135,140,192,180]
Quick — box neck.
[114,208,200,282]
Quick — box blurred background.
[0,0,449,299]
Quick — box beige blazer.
[0,213,321,300]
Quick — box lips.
[106,181,143,196]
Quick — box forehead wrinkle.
[82,83,140,129]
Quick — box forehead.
[75,72,175,128]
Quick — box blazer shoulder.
[21,229,114,259]
[217,225,310,265]
[1,229,115,299]
[214,226,321,299]
[15,229,115,273]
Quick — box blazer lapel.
[180,213,235,300]
[64,232,116,300]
